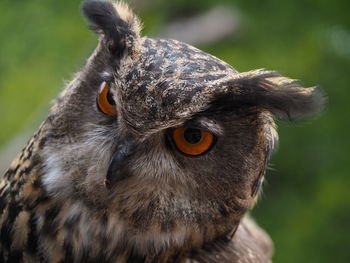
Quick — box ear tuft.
[81,0,141,63]
[227,70,326,120]
[112,1,142,36]
[261,74,326,120]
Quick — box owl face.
[38,0,323,253]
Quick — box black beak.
[105,140,136,189]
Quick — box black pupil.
[184,128,202,144]
[106,90,115,105]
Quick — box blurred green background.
[0,0,349,262]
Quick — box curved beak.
[105,139,136,189]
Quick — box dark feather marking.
[7,249,22,263]
[20,158,39,176]
[42,205,60,237]
[0,202,22,250]
[127,249,146,263]
[89,254,109,263]
[0,196,6,217]
[80,247,91,263]
[218,204,230,217]
[27,213,39,255]
[62,232,74,263]
[0,186,9,202]
[4,164,19,180]
[32,177,43,189]
[26,194,50,211]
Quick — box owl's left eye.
[171,127,215,156]
[97,82,117,116]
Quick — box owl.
[0,1,324,262]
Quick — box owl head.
[38,0,324,255]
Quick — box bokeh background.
[0,0,349,262]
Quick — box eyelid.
[185,118,223,137]
[100,71,114,83]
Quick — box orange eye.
[97,82,117,116]
[171,127,215,156]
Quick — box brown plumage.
[0,1,324,262]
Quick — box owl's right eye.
[97,82,117,116]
